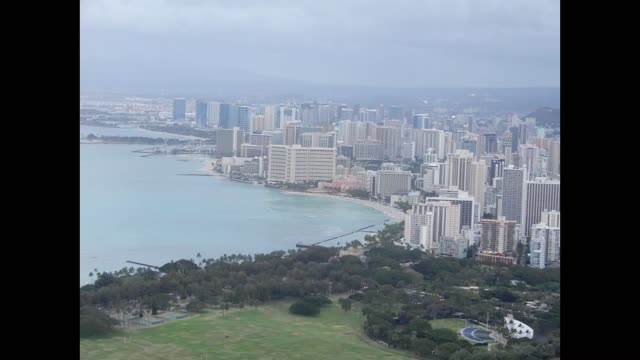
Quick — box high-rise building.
[522,178,560,237]
[402,142,416,161]
[338,145,354,159]
[378,104,385,121]
[540,209,560,228]
[376,168,412,199]
[519,144,540,180]
[461,136,478,157]
[284,122,301,145]
[216,128,245,156]
[489,158,505,184]
[358,109,378,122]
[301,132,336,148]
[468,160,487,212]
[173,98,186,120]
[480,216,517,254]
[420,163,441,191]
[195,100,208,128]
[354,140,384,160]
[376,126,403,160]
[502,167,526,223]
[547,140,560,177]
[300,103,332,125]
[519,123,529,145]
[467,116,475,132]
[263,105,277,131]
[207,102,220,127]
[356,170,377,194]
[263,130,283,145]
[424,148,438,164]
[238,106,250,131]
[412,129,445,161]
[404,201,461,251]
[219,103,239,129]
[249,115,266,133]
[509,126,520,152]
[530,222,560,269]
[273,105,294,129]
[388,106,404,121]
[483,133,498,154]
[267,145,336,183]
[444,131,455,156]
[413,114,431,129]
[425,192,475,231]
[340,108,354,121]
[446,150,474,191]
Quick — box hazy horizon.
[81,0,560,95]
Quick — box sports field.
[80,302,414,360]
[430,318,494,343]
[429,318,466,333]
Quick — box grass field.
[430,318,466,334]
[80,302,414,360]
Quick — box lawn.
[430,318,466,334]
[80,301,414,360]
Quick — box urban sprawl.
[81,96,560,270]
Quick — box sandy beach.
[281,190,405,221]
[185,155,405,221]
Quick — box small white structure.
[504,314,533,339]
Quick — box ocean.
[80,136,387,284]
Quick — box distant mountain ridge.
[525,106,560,128]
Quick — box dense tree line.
[289,295,332,316]
[80,223,559,358]
[80,307,119,338]
[346,189,370,199]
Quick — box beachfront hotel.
[267,145,336,184]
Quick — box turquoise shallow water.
[80,143,387,284]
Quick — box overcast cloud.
[80,0,559,92]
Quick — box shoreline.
[173,155,404,221]
[202,157,403,221]
[280,190,405,222]
[196,157,404,222]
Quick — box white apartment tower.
[540,209,560,228]
[301,132,335,148]
[207,102,220,127]
[468,160,487,212]
[263,105,277,131]
[267,145,336,183]
[413,129,446,161]
[522,178,560,237]
[530,222,560,269]
[446,150,475,191]
[404,201,461,251]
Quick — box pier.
[126,260,160,269]
[296,224,378,248]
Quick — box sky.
[80,0,560,93]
